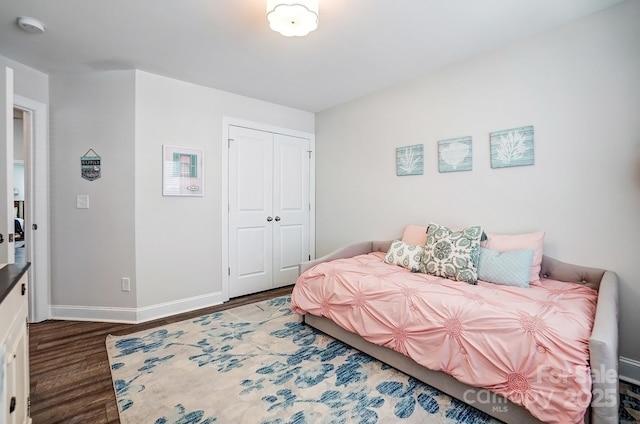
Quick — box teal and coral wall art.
[490,125,534,168]
[396,144,424,176]
[438,136,472,173]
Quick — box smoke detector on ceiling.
[17,16,46,34]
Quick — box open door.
[14,94,50,322]
[0,66,14,265]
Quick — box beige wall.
[47,69,314,319]
[0,55,48,105]
[49,70,137,309]
[315,1,640,364]
[133,70,315,308]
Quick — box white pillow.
[384,240,423,272]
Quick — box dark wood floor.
[28,286,293,424]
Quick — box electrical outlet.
[121,277,131,292]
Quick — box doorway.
[13,95,50,323]
[13,110,26,262]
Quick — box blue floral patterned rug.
[620,381,640,423]
[107,296,502,423]
[106,295,639,424]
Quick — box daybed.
[291,226,619,424]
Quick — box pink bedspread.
[291,252,598,424]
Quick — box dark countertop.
[0,262,31,304]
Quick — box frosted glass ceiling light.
[267,0,318,37]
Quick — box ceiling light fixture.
[16,16,46,34]
[266,0,318,37]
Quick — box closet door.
[228,126,274,297]
[273,134,310,287]
[228,126,310,297]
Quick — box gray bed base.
[297,241,619,424]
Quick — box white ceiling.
[0,0,624,112]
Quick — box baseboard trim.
[50,291,227,324]
[50,305,139,323]
[135,291,226,323]
[620,356,640,386]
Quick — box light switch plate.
[76,195,89,209]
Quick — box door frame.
[14,94,50,322]
[221,116,315,301]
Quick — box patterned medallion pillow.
[422,223,484,284]
[384,240,423,272]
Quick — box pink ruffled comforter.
[291,252,597,424]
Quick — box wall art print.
[396,144,424,176]
[490,125,534,169]
[162,145,204,196]
[438,136,472,173]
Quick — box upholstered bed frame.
[297,240,619,424]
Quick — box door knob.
[274,216,281,221]
[0,233,3,244]
[266,216,273,222]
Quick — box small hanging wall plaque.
[81,149,102,181]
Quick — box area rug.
[106,296,640,423]
[107,295,504,423]
[620,381,640,423]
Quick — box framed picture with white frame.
[162,145,204,196]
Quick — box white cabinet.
[228,125,311,297]
[1,267,30,424]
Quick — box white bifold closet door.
[228,125,310,298]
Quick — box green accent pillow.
[477,247,534,288]
[384,240,423,272]
[422,223,484,284]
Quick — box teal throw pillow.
[477,247,534,288]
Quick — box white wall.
[134,71,314,309]
[14,118,24,202]
[12,163,24,202]
[0,55,48,105]
[315,0,640,363]
[13,118,23,161]
[47,69,313,319]
[50,70,137,309]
